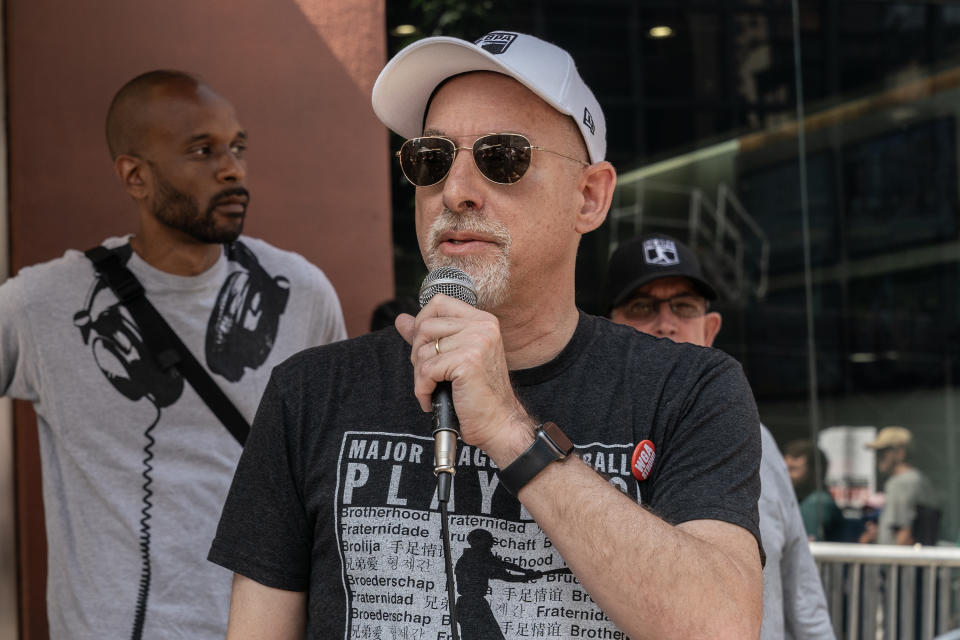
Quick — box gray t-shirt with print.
[0,235,346,639]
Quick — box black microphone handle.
[432,380,459,502]
[432,381,459,435]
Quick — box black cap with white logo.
[606,234,717,310]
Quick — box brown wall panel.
[5,1,391,636]
[12,402,44,638]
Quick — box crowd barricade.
[810,542,960,640]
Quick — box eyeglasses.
[396,133,588,187]
[620,294,708,321]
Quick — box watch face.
[541,422,574,456]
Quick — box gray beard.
[425,212,512,311]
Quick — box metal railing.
[607,179,769,304]
[811,542,960,640]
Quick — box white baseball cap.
[372,30,607,164]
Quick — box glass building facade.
[386,1,960,549]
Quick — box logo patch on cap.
[583,107,596,135]
[643,238,679,266]
[475,32,518,55]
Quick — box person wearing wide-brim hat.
[861,426,939,546]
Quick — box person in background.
[607,232,835,640]
[859,426,940,546]
[784,439,846,542]
[0,70,346,638]
[859,427,942,638]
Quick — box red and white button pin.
[631,440,656,481]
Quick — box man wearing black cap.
[211,33,763,639]
[607,233,722,346]
[607,232,835,639]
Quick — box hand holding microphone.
[411,266,492,640]
[396,266,529,502]
[417,267,477,501]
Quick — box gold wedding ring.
[435,338,441,355]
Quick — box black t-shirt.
[209,312,762,638]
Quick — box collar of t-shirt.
[508,311,596,388]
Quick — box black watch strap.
[498,422,574,496]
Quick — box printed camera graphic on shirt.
[73,275,184,408]
[205,241,290,382]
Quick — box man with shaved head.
[106,70,253,256]
[211,32,763,640]
[0,70,346,638]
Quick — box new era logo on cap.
[474,32,518,54]
[583,108,595,135]
[644,238,680,266]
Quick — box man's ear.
[114,154,149,200]
[574,160,617,234]
[703,311,723,347]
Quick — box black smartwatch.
[498,422,574,496]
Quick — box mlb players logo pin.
[631,440,656,481]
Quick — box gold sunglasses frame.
[395,133,589,187]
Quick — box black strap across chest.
[84,245,250,446]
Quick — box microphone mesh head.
[419,267,478,308]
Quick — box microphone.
[419,267,477,503]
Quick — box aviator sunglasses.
[396,133,588,187]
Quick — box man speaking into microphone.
[209,31,764,640]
